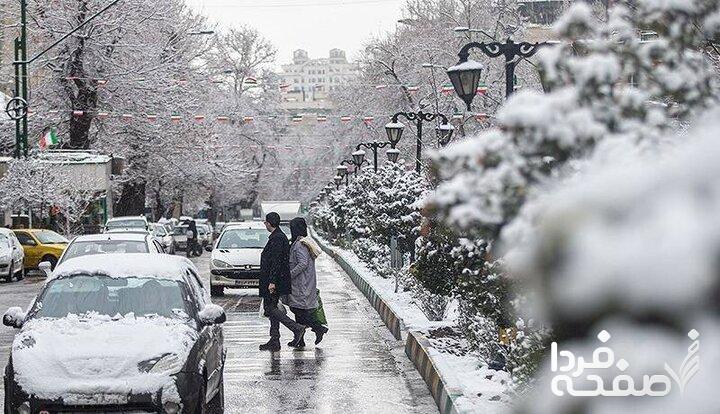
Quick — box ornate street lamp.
[333,175,343,189]
[386,148,400,163]
[448,38,546,109]
[323,185,333,195]
[356,141,393,172]
[385,111,454,173]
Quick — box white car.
[0,228,24,282]
[152,223,176,254]
[104,216,151,233]
[209,221,268,296]
[58,233,166,266]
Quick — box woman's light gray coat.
[287,237,321,309]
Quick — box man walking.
[259,212,306,351]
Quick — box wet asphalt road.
[0,253,436,413]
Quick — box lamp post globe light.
[333,175,343,189]
[355,141,394,172]
[352,150,366,167]
[384,121,405,147]
[386,148,400,163]
[446,59,484,110]
[448,38,547,109]
[386,111,454,173]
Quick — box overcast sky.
[186,0,406,66]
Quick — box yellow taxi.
[13,229,69,270]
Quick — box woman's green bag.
[311,289,327,325]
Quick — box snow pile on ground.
[12,313,198,402]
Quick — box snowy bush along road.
[314,0,720,411]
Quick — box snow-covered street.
[0,253,436,413]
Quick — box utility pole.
[13,0,28,158]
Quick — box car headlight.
[212,259,231,269]
[138,353,183,375]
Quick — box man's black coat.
[259,227,291,297]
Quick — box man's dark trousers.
[264,294,304,340]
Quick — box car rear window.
[62,240,148,263]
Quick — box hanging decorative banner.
[406,86,419,94]
[362,116,374,125]
[244,76,258,85]
[97,112,109,120]
[340,116,352,122]
[146,114,158,122]
[476,82,488,95]
[216,116,229,123]
[441,83,455,96]
[317,115,327,122]
[170,114,182,123]
[72,110,84,117]
[121,113,134,121]
[177,78,189,85]
[97,79,108,86]
[194,115,206,122]
[292,115,303,123]
[243,116,254,123]
[475,113,488,121]
[375,84,388,90]
[452,113,464,120]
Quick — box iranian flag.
[39,128,59,150]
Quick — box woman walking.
[286,217,328,348]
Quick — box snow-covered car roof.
[71,233,150,242]
[52,253,197,282]
[222,221,267,230]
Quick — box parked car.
[57,233,166,266]
[2,253,226,413]
[13,229,68,271]
[0,228,24,282]
[152,223,176,254]
[104,216,151,233]
[171,225,189,252]
[209,221,267,296]
[200,223,214,246]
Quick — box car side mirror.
[3,307,26,329]
[198,304,226,325]
[38,261,52,277]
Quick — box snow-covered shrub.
[511,107,720,413]
[426,0,720,391]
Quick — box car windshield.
[35,230,68,244]
[172,226,188,236]
[218,228,268,249]
[107,219,146,229]
[154,225,167,236]
[34,275,189,319]
[62,240,149,262]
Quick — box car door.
[186,271,224,398]
[14,231,39,267]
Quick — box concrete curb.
[311,230,466,414]
[405,331,464,414]
[312,231,403,340]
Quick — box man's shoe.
[259,339,280,352]
[315,326,329,345]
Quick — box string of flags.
[25,110,491,124]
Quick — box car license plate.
[65,393,128,405]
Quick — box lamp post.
[385,111,454,173]
[447,38,546,109]
[355,141,394,172]
[333,176,343,189]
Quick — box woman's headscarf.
[289,217,308,244]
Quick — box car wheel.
[14,263,24,281]
[210,285,224,297]
[42,255,58,271]
[207,371,224,414]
